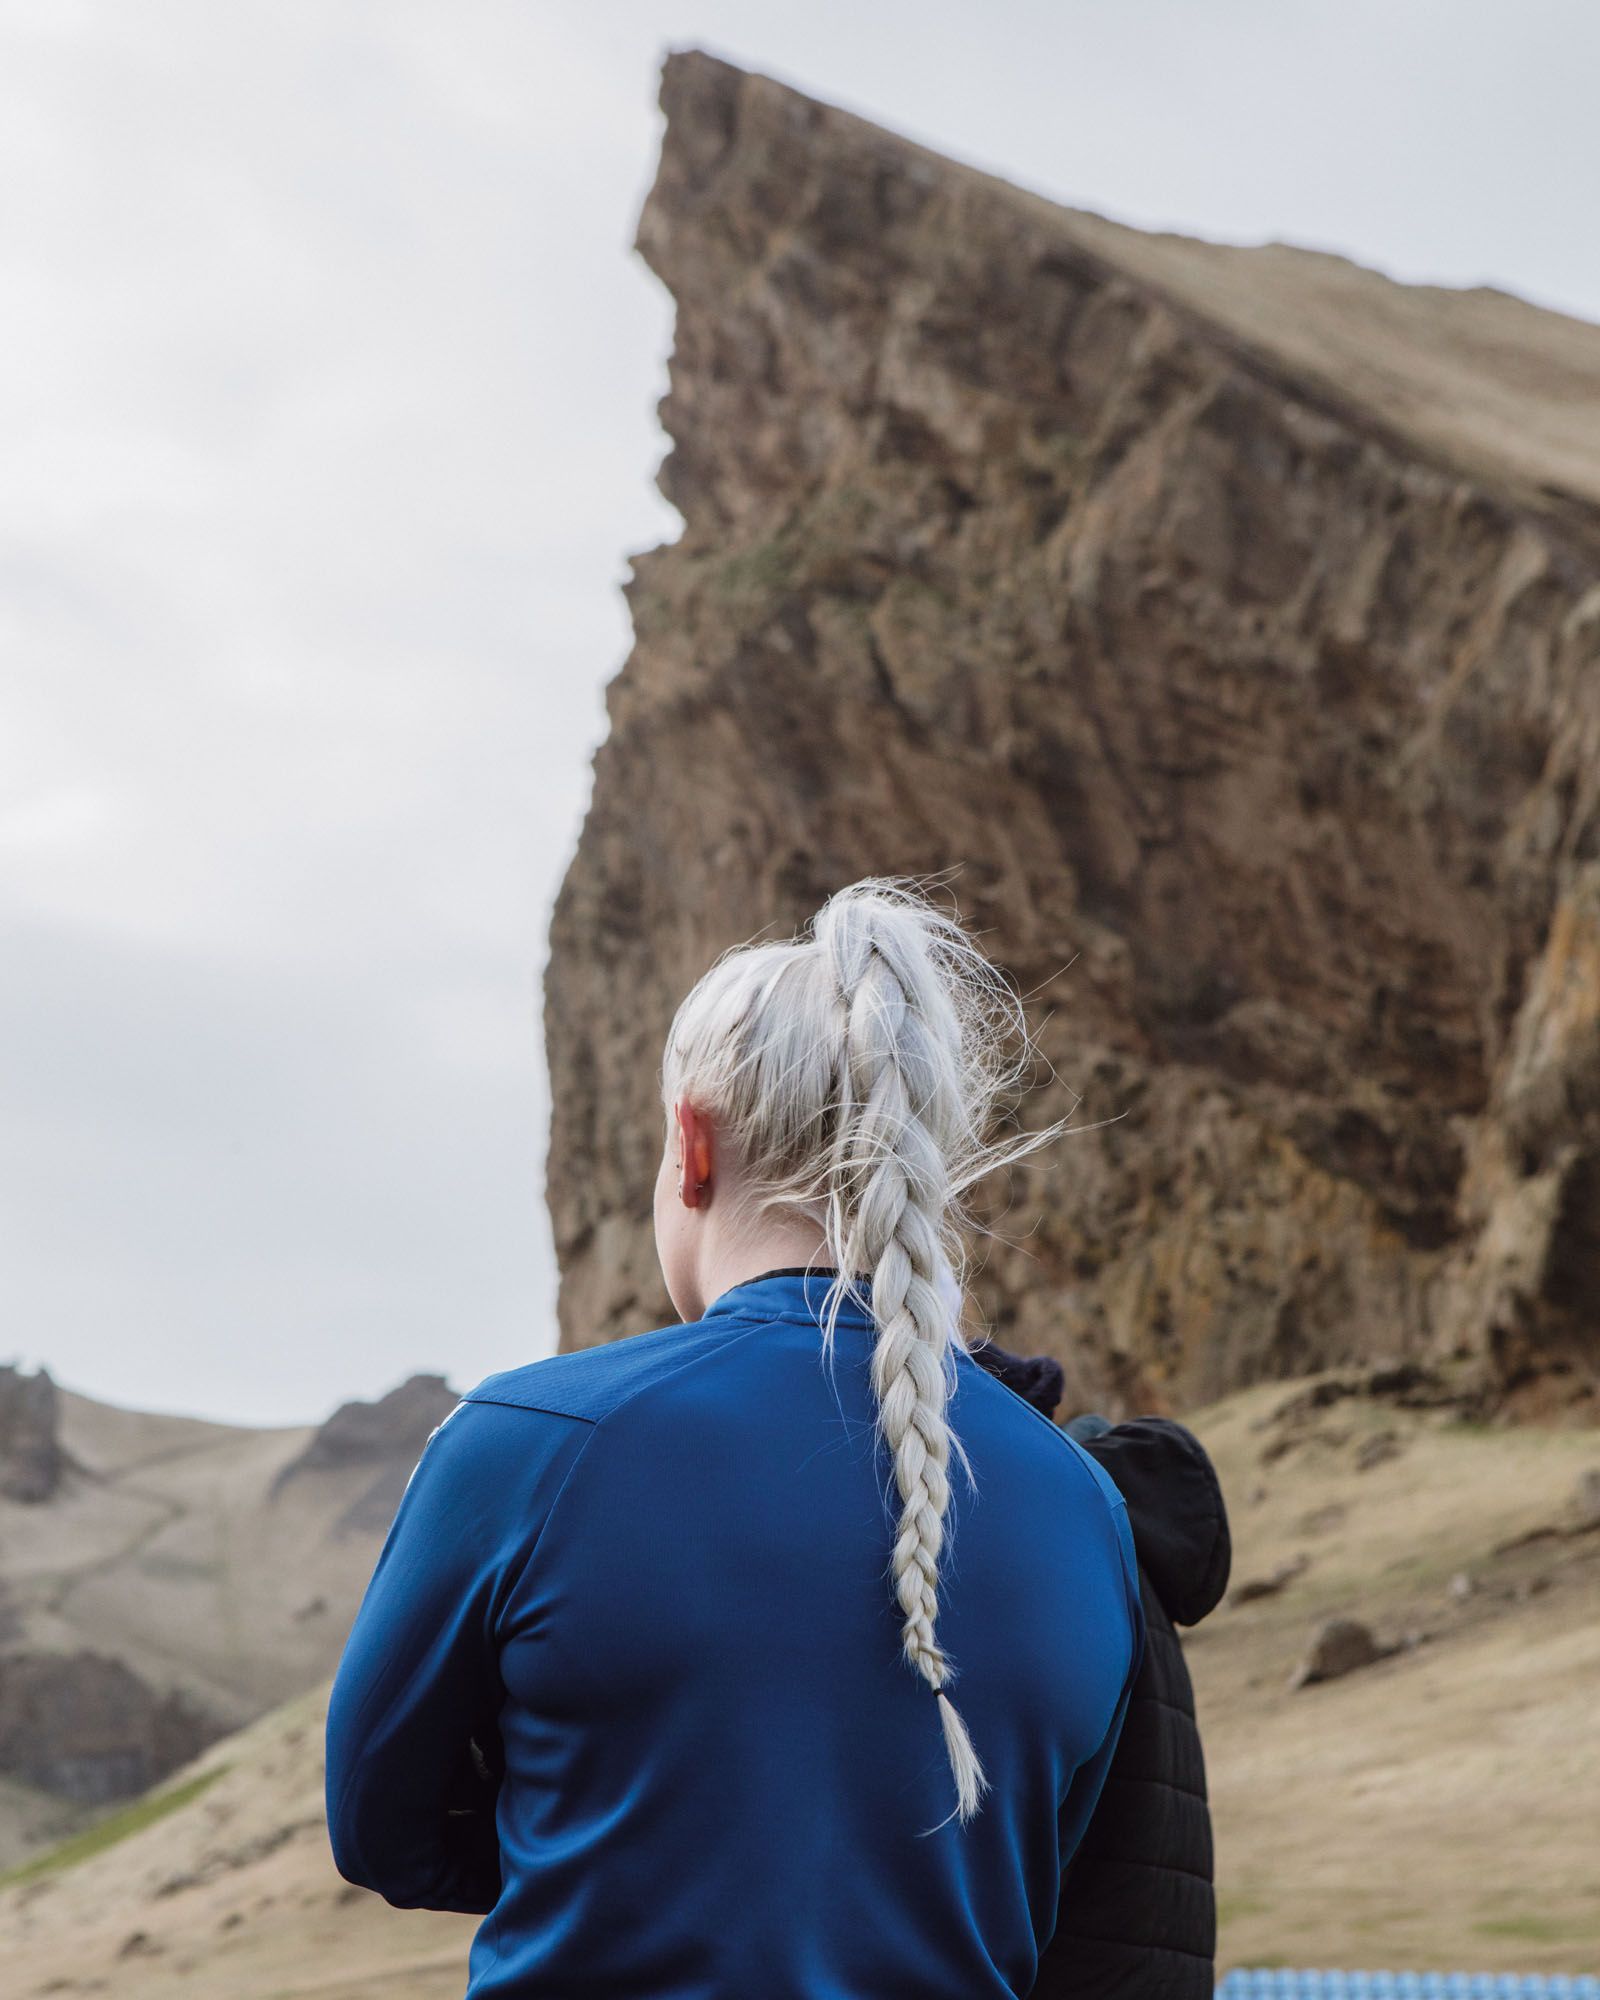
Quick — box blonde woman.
[326,875,1146,1998]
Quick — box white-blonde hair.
[659,873,1073,1827]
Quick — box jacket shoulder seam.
[462,1316,767,1428]
[581,1314,773,1424]
[462,1391,599,1427]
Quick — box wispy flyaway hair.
[659,873,1076,1828]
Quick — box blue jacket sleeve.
[1055,1493,1146,1868]
[323,1393,592,1913]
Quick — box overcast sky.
[3,1,1597,1428]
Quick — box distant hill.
[0,1363,455,1871]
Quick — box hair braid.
[660,873,1084,1833]
[826,926,989,1828]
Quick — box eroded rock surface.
[0,1650,224,1805]
[0,1364,63,1503]
[544,49,1600,1422]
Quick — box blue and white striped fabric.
[1218,1974,1600,1998]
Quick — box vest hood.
[1069,1415,1232,1627]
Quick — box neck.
[699,1233,839,1315]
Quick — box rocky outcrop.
[0,1364,63,1503]
[0,1650,224,1805]
[270,1373,458,1535]
[543,49,1600,1421]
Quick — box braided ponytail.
[660,874,1076,1829]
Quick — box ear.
[674,1099,713,1205]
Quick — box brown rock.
[1492,1521,1564,1555]
[1228,1551,1312,1605]
[1354,1429,1404,1470]
[1262,1378,1360,1427]
[1288,1615,1389,1688]
[543,49,1600,1420]
[1360,1360,1454,1406]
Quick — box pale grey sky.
[3,1,1596,1425]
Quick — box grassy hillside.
[2,1369,1596,1993]
[1183,1370,1600,1969]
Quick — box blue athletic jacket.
[324,1266,1146,1999]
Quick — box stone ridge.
[270,1373,459,1536]
[544,49,1600,1423]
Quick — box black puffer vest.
[969,1342,1233,1997]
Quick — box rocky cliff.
[544,49,1600,1421]
[0,1650,219,1807]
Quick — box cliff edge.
[544,49,1600,1421]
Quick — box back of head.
[660,875,1073,1827]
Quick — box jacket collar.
[704,1265,875,1323]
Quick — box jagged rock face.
[271,1373,458,1535]
[0,1365,63,1503]
[0,1651,224,1805]
[544,50,1600,1421]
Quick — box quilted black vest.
[967,1345,1233,1998]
